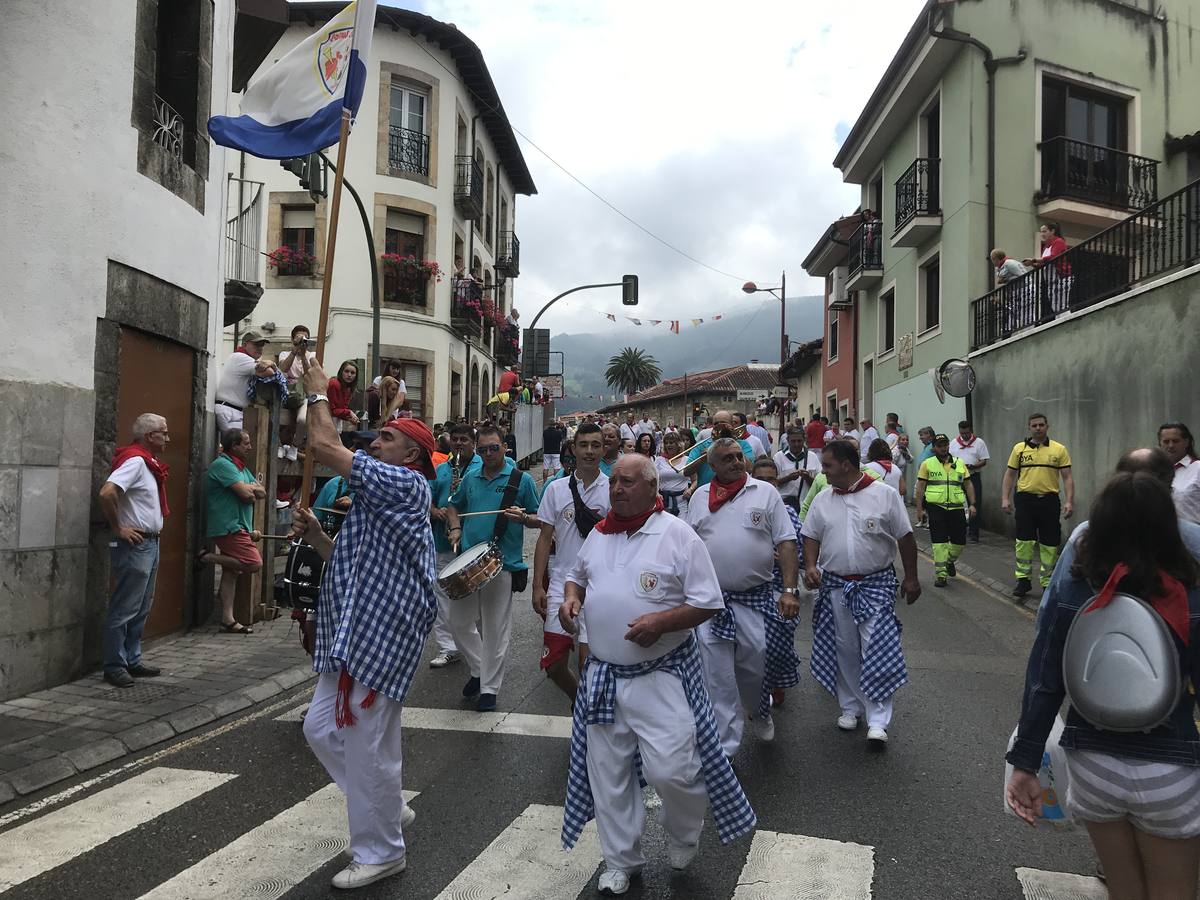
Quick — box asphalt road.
[0,552,1102,900]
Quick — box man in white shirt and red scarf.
[560,455,754,895]
[948,419,990,542]
[688,438,800,756]
[98,413,171,688]
[289,360,437,891]
[802,439,922,747]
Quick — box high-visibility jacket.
[921,455,968,506]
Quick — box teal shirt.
[314,476,353,531]
[687,438,755,487]
[450,457,540,570]
[204,454,256,537]
[429,454,483,553]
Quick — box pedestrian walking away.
[1001,412,1074,597]
[915,434,976,588]
[948,420,989,542]
[801,440,922,746]
[291,360,438,891]
[559,455,755,895]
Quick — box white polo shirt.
[773,449,805,500]
[619,423,637,443]
[106,457,164,533]
[1173,455,1200,524]
[801,478,912,577]
[949,435,990,471]
[568,512,724,665]
[537,471,610,599]
[687,478,797,592]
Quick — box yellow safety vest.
[923,455,967,506]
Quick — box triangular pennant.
[628,318,642,325]
[691,318,703,326]
[606,314,616,322]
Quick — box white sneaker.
[331,857,406,889]
[837,714,859,731]
[668,842,698,870]
[598,869,632,895]
[752,714,775,742]
[867,726,889,745]
[401,804,416,828]
[429,650,460,668]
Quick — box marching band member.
[560,455,755,895]
[655,431,692,517]
[681,410,755,503]
[444,425,541,712]
[292,360,437,890]
[533,423,609,703]
[801,440,922,747]
[688,439,800,756]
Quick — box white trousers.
[215,404,243,434]
[585,670,707,871]
[697,606,767,757]
[431,551,459,654]
[448,572,513,694]
[303,672,410,865]
[830,587,894,729]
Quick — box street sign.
[541,375,565,398]
[772,385,791,398]
[736,389,760,401]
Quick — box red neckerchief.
[109,444,169,517]
[222,451,246,472]
[1088,563,1190,645]
[833,473,873,495]
[595,497,664,535]
[708,473,749,513]
[956,434,976,448]
[876,459,893,473]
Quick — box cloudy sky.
[399,0,927,333]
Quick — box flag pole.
[300,107,353,508]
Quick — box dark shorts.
[1014,492,1061,546]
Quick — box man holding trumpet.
[677,410,755,503]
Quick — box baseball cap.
[241,330,269,344]
[933,433,950,444]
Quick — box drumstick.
[249,530,295,542]
[313,507,347,516]
[453,509,510,518]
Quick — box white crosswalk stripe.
[1016,866,1108,899]
[0,767,235,892]
[432,803,601,900]
[138,787,419,899]
[733,830,874,899]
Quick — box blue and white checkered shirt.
[709,582,801,718]
[810,568,907,702]
[562,636,756,850]
[313,451,437,702]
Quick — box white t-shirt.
[801,478,912,576]
[773,449,805,500]
[537,472,610,601]
[215,351,256,407]
[654,454,690,493]
[619,423,637,443]
[1173,456,1200,524]
[864,460,904,493]
[949,435,990,470]
[687,478,797,592]
[371,375,407,395]
[636,420,655,437]
[858,427,880,460]
[743,433,767,459]
[107,457,164,533]
[568,513,724,665]
[280,349,317,385]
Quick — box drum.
[438,542,503,601]
[282,539,324,611]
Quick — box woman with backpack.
[1006,471,1200,898]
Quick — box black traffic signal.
[280,154,326,203]
[621,274,638,306]
[692,402,701,419]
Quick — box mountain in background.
[549,295,824,412]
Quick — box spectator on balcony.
[1023,222,1073,314]
[277,325,317,457]
[215,331,269,434]
[368,361,408,425]
[991,248,1029,286]
[327,360,361,432]
[375,376,410,428]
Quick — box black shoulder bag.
[568,474,603,540]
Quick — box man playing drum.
[533,422,609,704]
[290,360,438,890]
[443,424,541,712]
[560,455,755,895]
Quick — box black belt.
[216,400,244,411]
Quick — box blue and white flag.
[209,0,376,159]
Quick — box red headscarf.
[109,445,169,516]
[382,418,437,478]
[595,496,663,535]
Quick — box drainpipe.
[927,5,1025,294]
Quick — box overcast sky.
[400,0,927,333]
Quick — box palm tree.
[605,347,662,398]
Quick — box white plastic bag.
[1003,715,1073,826]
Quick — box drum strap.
[492,468,524,545]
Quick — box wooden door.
[116,328,194,637]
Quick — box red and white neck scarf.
[709,473,748,512]
[833,473,873,495]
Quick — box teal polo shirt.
[429,454,483,553]
[204,454,256,537]
[687,438,755,487]
[450,457,540,571]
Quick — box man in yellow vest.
[915,434,976,588]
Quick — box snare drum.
[283,539,324,611]
[437,542,503,601]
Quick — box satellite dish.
[938,358,977,398]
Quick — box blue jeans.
[104,538,160,674]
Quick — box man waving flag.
[209,0,376,159]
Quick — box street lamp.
[742,271,787,442]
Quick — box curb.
[913,542,1040,617]
[0,664,316,801]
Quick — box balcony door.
[1042,78,1129,205]
[385,211,428,308]
[389,84,429,174]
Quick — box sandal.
[219,621,254,635]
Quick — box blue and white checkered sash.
[561,635,756,850]
[710,583,801,718]
[810,568,908,703]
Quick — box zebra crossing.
[0,758,1106,899]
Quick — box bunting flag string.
[584,309,736,334]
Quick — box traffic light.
[692,402,701,420]
[621,274,638,306]
[279,153,326,202]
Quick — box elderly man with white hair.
[560,454,754,895]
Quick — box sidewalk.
[0,616,313,803]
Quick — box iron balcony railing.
[383,271,429,307]
[451,277,483,338]
[894,157,940,233]
[1039,136,1158,211]
[388,126,430,175]
[454,155,484,220]
[497,231,521,278]
[225,181,263,284]
[847,220,882,279]
[970,178,1200,349]
[152,94,186,162]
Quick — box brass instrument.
[667,424,748,473]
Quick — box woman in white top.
[864,438,906,495]
[655,431,691,518]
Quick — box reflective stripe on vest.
[924,457,966,506]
